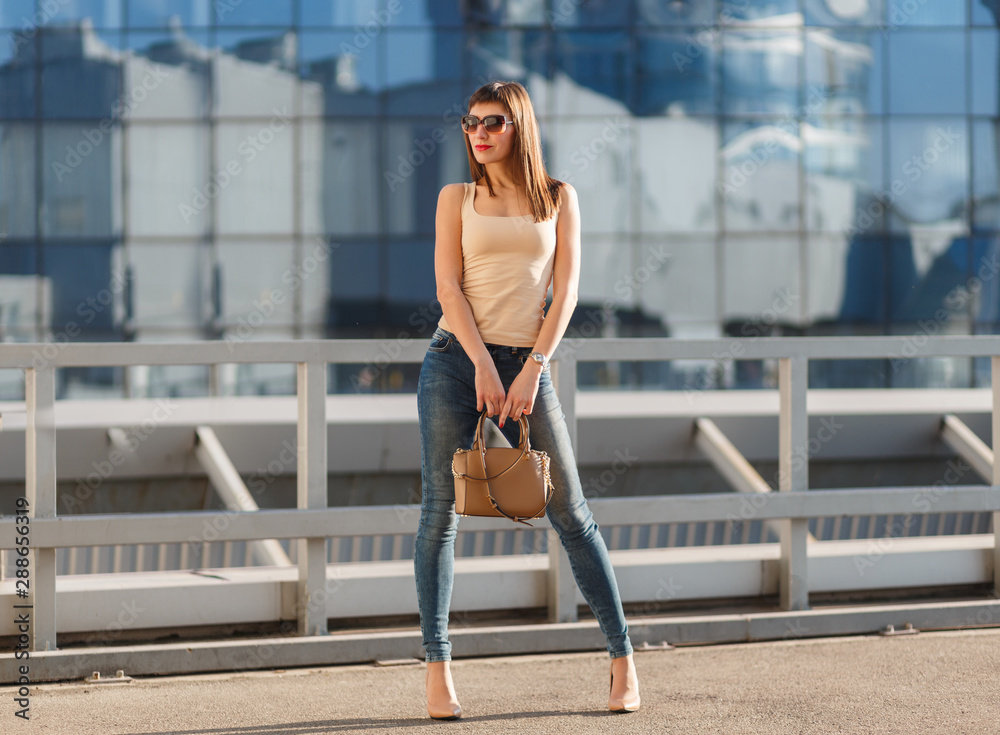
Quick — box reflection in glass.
[888,233,971,322]
[387,240,436,305]
[972,236,1000,322]
[127,124,209,237]
[42,241,123,334]
[300,0,380,27]
[0,0,35,29]
[973,1,999,26]
[721,119,801,232]
[636,117,717,233]
[384,119,466,236]
[214,0,292,27]
[215,30,298,117]
[886,119,968,234]
[722,236,802,324]
[215,242,295,328]
[550,118,632,235]
[804,0,884,26]
[722,29,800,115]
[301,119,379,236]
[467,0,544,26]
[42,122,121,238]
[971,29,999,117]
[973,121,999,231]
[43,0,123,28]
[0,30,35,118]
[555,31,630,111]
[124,31,212,119]
[578,237,636,309]
[128,242,206,329]
[637,0,715,26]
[300,30,378,115]
[637,238,717,330]
[888,31,966,115]
[41,27,123,119]
[804,117,883,234]
[719,0,799,24]
[126,0,210,28]
[637,29,716,115]
[214,121,294,235]
[886,0,966,26]
[470,31,551,110]
[0,241,42,343]
[0,124,36,238]
[327,241,380,333]
[804,29,881,116]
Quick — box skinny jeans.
[414,325,633,663]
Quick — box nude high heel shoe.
[426,661,462,720]
[608,654,641,713]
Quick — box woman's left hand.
[498,363,543,428]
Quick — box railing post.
[778,356,809,611]
[992,357,1000,597]
[26,366,57,650]
[296,361,328,636]
[548,354,578,623]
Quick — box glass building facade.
[0,0,998,397]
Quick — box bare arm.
[434,183,507,414]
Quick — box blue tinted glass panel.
[972,236,1000,322]
[554,0,631,27]
[128,242,205,329]
[722,236,803,324]
[328,240,381,330]
[972,29,999,116]
[719,0,798,23]
[638,238,718,326]
[42,122,121,238]
[467,0,544,25]
[885,0,966,26]
[41,30,123,118]
[384,119,466,235]
[42,241,121,332]
[973,120,999,231]
[636,0,714,25]
[0,124,37,238]
[300,0,381,26]
[888,31,966,115]
[215,31,297,116]
[0,0,35,28]
[886,119,968,233]
[385,29,462,92]
[722,30,800,115]
[888,234,971,321]
[819,235,886,323]
[973,1,998,25]
[0,240,35,274]
[468,31,551,109]
[555,32,630,110]
[805,30,883,116]
[214,0,292,26]
[126,0,210,27]
[804,0,885,25]
[0,35,36,119]
[721,119,801,231]
[387,240,435,303]
[44,0,123,27]
[215,242,295,327]
[301,30,379,115]
[805,118,884,234]
[637,29,717,115]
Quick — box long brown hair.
[464,81,563,223]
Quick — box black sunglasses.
[461,114,515,134]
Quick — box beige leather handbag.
[452,410,554,526]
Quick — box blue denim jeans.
[414,325,633,663]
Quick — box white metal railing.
[1,335,1000,650]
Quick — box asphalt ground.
[3,627,999,735]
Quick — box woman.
[415,80,641,719]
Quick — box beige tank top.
[437,181,558,348]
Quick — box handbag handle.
[473,410,545,527]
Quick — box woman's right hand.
[475,361,506,417]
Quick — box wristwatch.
[529,351,549,370]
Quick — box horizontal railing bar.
[3,486,998,550]
[3,334,1000,369]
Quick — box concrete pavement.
[3,627,999,734]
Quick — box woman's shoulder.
[437,182,469,211]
